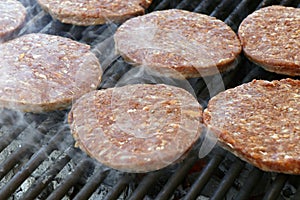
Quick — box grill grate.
[0,0,300,199]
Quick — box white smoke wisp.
[112,25,227,159]
[110,65,197,137]
[198,127,219,159]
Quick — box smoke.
[111,65,196,135]
[0,2,108,196]
[198,127,219,159]
[0,1,224,200]
[1,0,228,177]
[108,60,226,161]
[111,20,230,159]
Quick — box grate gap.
[104,174,134,200]
[18,10,52,36]
[21,147,76,200]
[80,24,109,45]
[154,0,172,10]
[99,58,133,89]
[46,158,95,200]
[129,170,166,200]
[194,0,222,14]
[0,124,30,152]
[293,182,300,200]
[92,36,118,72]
[0,109,25,126]
[280,0,298,6]
[210,0,241,21]
[224,0,262,31]
[0,145,33,181]
[183,149,226,200]
[210,159,245,200]
[176,0,196,9]
[155,152,199,200]
[73,167,110,200]
[0,112,49,154]
[234,168,264,200]
[263,174,289,200]
[257,0,281,8]
[0,124,69,199]
[1,0,300,199]
[23,2,43,20]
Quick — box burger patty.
[68,84,203,173]
[0,33,102,113]
[0,0,26,41]
[37,0,153,26]
[238,5,300,76]
[114,9,242,79]
[203,78,300,174]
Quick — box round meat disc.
[37,0,153,26]
[0,33,102,113]
[203,78,300,174]
[68,84,203,173]
[114,9,242,78]
[238,6,300,76]
[0,0,26,41]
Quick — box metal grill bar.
[0,112,45,152]
[224,0,262,31]
[210,0,241,20]
[183,150,226,200]
[193,0,221,14]
[100,59,132,89]
[92,36,118,71]
[0,122,69,199]
[263,174,289,200]
[0,145,33,180]
[21,147,77,199]
[235,168,264,200]
[0,124,28,152]
[0,109,22,126]
[39,21,71,37]
[104,174,134,200]
[257,0,281,8]
[46,158,95,200]
[154,0,172,10]
[128,171,165,200]
[210,159,244,200]
[73,167,109,200]
[66,25,86,41]
[280,0,298,6]
[155,153,199,200]
[19,11,52,35]
[176,0,194,9]
[1,0,299,199]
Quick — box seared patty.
[68,84,203,172]
[0,0,26,41]
[114,9,242,79]
[0,33,102,112]
[204,78,300,174]
[238,6,300,76]
[37,0,153,26]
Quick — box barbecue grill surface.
[1,0,300,199]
